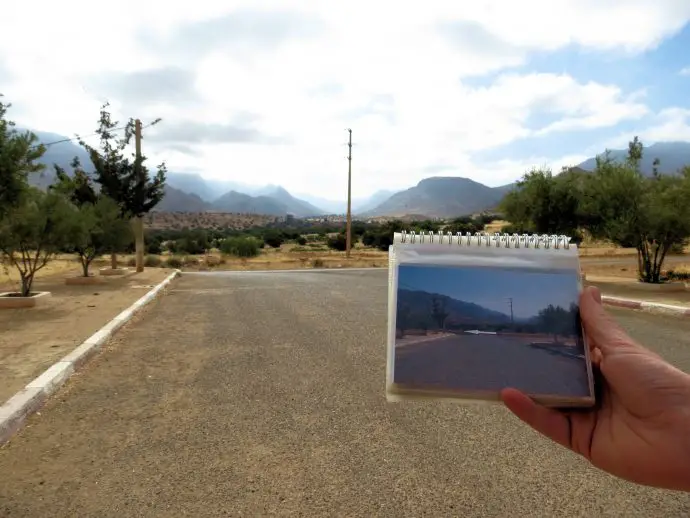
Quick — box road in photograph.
[394,333,590,397]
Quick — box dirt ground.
[0,267,171,403]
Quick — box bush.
[296,236,307,246]
[312,258,324,268]
[146,239,163,255]
[326,233,348,251]
[220,236,261,257]
[263,232,284,248]
[126,257,136,267]
[144,255,162,267]
[166,256,184,268]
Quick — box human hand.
[501,286,690,492]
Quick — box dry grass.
[1,255,81,291]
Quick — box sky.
[2,1,690,200]
[398,265,579,320]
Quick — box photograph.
[391,263,594,403]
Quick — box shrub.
[326,233,348,251]
[312,258,325,268]
[166,256,184,268]
[126,257,136,267]
[146,239,163,255]
[263,232,284,248]
[220,236,261,257]
[144,255,162,267]
[296,236,307,246]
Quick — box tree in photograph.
[0,95,46,218]
[0,188,79,296]
[431,295,449,330]
[396,304,411,337]
[78,103,166,272]
[51,161,131,277]
[582,138,690,283]
[536,304,572,343]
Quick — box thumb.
[579,286,642,356]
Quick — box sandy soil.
[0,267,171,403]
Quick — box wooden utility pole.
[346,128,352,258]
[133,118,145,273]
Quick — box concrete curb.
[601,295,690,317]
[0,269,182,447]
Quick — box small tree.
[78,103,166,272]
[431,295,449,330]
[583,139,690,283]
[51,163,131,277]
[0,188,78,296]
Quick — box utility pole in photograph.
[506,297,514,324]
[133,118,145,273]
[346,128,353,258]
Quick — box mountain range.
[22,128,690,218]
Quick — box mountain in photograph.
[577,141,690,176]
[397,289,512,325]
[365,177,511,218]
[211,190,290,216]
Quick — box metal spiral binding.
[398,231,572,249]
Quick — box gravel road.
[1,269,689,517]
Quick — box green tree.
[0,96,46,218]
[78,103,166,272]
[51,163,131,277]
[220,236,261,257]
[582,139,690,283]
[499,166,585,241]
[0,188,78,296]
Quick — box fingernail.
[590,286,602,304]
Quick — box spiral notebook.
[386,231,595,408]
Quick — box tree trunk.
[111,252,118,270]
[20,273,32,297]
[81,257,90,277]
[132,216,144,273]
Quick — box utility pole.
[346,128,352,258]
[133,118,145,273]
[507,297,514,324]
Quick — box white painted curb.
[0,269,182,446]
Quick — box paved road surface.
[1,269,689,517]
[394,334,590,398]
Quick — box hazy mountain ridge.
[20,126,690,218]
[397,288,512,324]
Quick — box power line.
[28,120,160,150]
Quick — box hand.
[501,286,690,492]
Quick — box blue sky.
[398,265,580,320]
[2,2,690,197]
[471,24,690,170]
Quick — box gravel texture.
[0,269,689,517]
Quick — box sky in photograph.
[398,265,580,319]
[1,1,690,198]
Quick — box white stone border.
[0,269,182,446]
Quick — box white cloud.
[679,67,690,76]
[1,0,689,198]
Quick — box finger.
[500,388,572,451]
[579,287,640,356]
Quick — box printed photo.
[392,264,593,403]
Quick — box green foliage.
[220,236,261,257]
[144,255,162,267]
[146,236,163,255]
[536,303,579,341]
[165,256,184,268]
[296,236,307,246]
[263,230,284,248]
[50,163,131,276]
[0,96,47,219]
[499,166,584,240]
[430,296,449,330]
[169,229,209,255]
[0,188,78,295]
[326,233,348,251]
[78,103,166,218]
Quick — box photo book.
[386,231,596,408]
